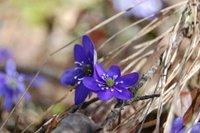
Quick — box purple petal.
[12,93,20,103]
[0,72,5,83]
[93,67,103,82]
[16,81,26,92]
[61,68,83,86]
[24,93,31,101]
[112,0,163,18]
[82,35,95,57]
[0,87,6,96]
[0,49,12,62]
[0,73,6,94]
[17,74,25,82]
[75,82,90,105]
[116,72,139,87]
[171,117,184,133]
[97,90,113,101]
[113,87,133,100]
[4,94,13,110]
[83,77,101,91]
[94,64,106,78]
[6,59,17,76]
[191,123,200,133]
[74,45,87,63]
[107,65,121,78]
[178,129,185,133]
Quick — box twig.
[127,94,160,103]
[101,94,160,128]
[130,57,162,93]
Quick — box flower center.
[7,78,17,88]
[10,80,17,87]
[106,78,114,87]
[82,66,92,76]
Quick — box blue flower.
[0,59,30,110]
[171,117,184,133]
[112,0,163,18]
[0,48,12,63]
[61,35,97,105]
[191,123,200,133]
[171,117,200,133]
[83,64,139,101]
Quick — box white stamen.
[78,77,83,81]
[101,75,106,80]
[118,90,122,93]
[113,75,118,80]
[77,81,81,85]
[96,79,101,82]
[98,84,105,87]
[117,81,124,84]
[113,87,123,93]
[75,61,83,66]
[96,80,106,86]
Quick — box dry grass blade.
[50,0,151,57]
[120,27,172,74]
[155,2,197,132]
[102,10,173,67]
[98,1,187,52]
[164,1,200,132]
